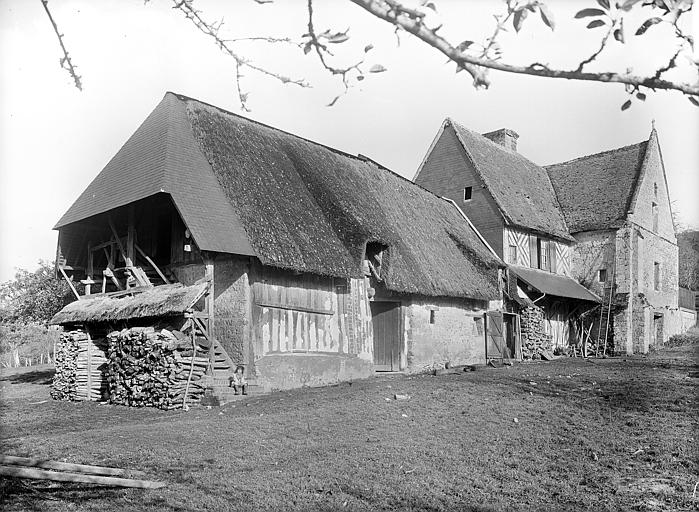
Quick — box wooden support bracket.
[58,266,80,300]
[135,243,170,284]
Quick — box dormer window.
[463,186,472,201]
[365,241,386,280]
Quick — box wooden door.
[371,301,402,371]
[486,311,506,360]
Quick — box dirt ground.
[1,344,697,512]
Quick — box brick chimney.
[483,128,519,152]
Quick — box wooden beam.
[90,239,115,252]
[58,266,80,300]
[103,267,123,291]
[107,216,127,265]
[135,244,170,284]
[0,465,165,489]
[204,255,215,375]
[0,455,145,478]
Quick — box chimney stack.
[483,128,519,152]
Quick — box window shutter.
[529,235,538,268]
[549,242,557,273]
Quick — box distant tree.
[0,261,76,324]
[39,0,698,111]
[677,230,699,290]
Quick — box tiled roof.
[546,140,648,233]
[54,93,254,255]
[449,120,573,241]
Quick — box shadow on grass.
[0,477,126,511]
[0,369,54,385]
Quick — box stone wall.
[570,230,616,296]
[403,296,487,373]
[214,255,252,368]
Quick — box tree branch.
[349,0,699,96]
[40,0,82,91]
[168,0,309,110]
[306,0,365,93]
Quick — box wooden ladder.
[595,267,616,357]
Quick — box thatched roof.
[447,120,573,242]
[186,97,501,299]
[546,138,649,233]
[55,93,502,300]
[50,282,209,325]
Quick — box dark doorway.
[653,313,664,346]
[370,301,402,371]
[503,313,518,359]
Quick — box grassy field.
[1,344,697,512]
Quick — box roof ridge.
[168,91,457,206]
[545,140,648,170]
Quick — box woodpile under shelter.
[50,92,503,400]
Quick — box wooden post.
[204,254,215,375]
[86,331,92,401]
[126,205,135,268]
[86,243,93,296]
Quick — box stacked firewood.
[50,330,84,400]
[520,307,553,360]
[76,336,109,401]
[106,327,208,410]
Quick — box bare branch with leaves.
[42,0,698,110]
[40,0,82,91]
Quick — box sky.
[1,0,698,282]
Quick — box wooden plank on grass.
[0,466,164,489]
[0,456,144,477]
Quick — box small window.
[429,310,436,324]
[598,269,607,283]
[654,182,658,200]
[538,239,550,271]
[463,186,472,201]
[654,262,661,291]
[508,245,518,265]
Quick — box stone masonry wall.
[570,230,616,297]
[404,297,487,373]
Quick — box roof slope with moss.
[448,120,573,242]
[50,282,209,325]
[185,96,501,299]
[546,140,648,233]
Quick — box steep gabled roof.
[447,120,573,242]
[54,93,254,255]
[546,139,649,233]
[55,93,502,300]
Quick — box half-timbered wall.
[250,266,374,391]
[503,226,571,277]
